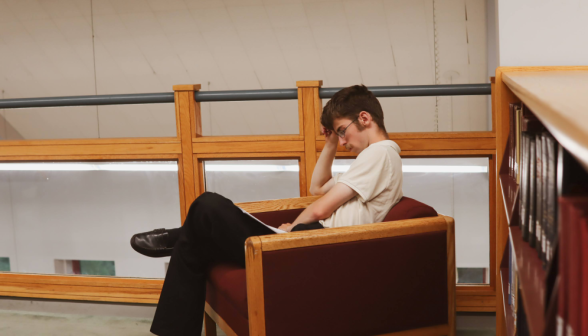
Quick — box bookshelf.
[495,67,588,336]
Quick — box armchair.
[204,196,455,336]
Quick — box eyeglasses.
[336,117,359,138]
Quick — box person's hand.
[278,223,297,232]
[321,125,338,147]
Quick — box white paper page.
[240,208,287,234]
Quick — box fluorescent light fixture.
[205,164,299,172]
[333,165,487,173]
[0,163,487,173]
[0,163,177,172]
[402,165,488,173]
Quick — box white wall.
[0,0,490,139]
[497,0,588,66]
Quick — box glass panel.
[0,104,176,140]
[0,161,180,278]
[0,257,9,271]
[334,157,490,284]
[321,96,491,133]
[203,159,300,203]
[457,267,489,284]
[201,100,299,136]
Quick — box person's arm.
[309,126,339,195]
[278,183,357,232]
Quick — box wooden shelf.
[502,69,588,172]
[500,268,515,336]
[499,173,519,225]
[509,226,546,336]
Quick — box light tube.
[0,163,487,173]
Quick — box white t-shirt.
[320,140,403,228]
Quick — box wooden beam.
[193,141,304,154]
[258,215,448,252]
[246,237,266,336]
[445,216,456,336]
[175,85,201,220]
[316,137,495,152]
[297,80,322,195]
[0,143,181,156]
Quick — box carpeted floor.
[0,309,495,336]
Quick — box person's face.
[332,115,369,154]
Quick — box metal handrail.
[0,84,491,109]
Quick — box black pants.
[150,192,322,336]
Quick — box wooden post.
[174,84,201,222]
[297,80,323,196]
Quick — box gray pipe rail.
[0,84,491,109]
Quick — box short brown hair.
[321,85,386,133]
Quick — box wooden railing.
[0,80,497,312]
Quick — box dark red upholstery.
[383,196,438,221]
[262,231,448,336]
[206,264,249,336]
[206,197,440,335]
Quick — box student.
[131,84,403,336]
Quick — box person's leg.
[150,192,274,336]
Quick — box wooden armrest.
[247,214,452,252]
[235,195,322,213]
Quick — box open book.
[240,208,287,234]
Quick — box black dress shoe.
[130,228,173,258]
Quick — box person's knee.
[190,192,229,213]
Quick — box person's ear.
[359,111,371,126]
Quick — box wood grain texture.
[489,154,497,291]
[173,84,201,91]
[501,67,588,170]
[0,143,181,156]
[445,216,456,336]
[194,157,206,195]
[317,150,495,159]
[301,87,318,195]
[192,141,304,154]
[0,154,179,161]
[494,68,520,336]
[192,135,303,143]
[0,137,180,147]
[236,195,321,213]
[298,88,304,137]
[456,295,497,307]
[457,306,496,312]
[204,310,218,336]
[194,152,304,160]
[176,90,197,215]
[258,215,448,251]
[456,288,496,295]
[296,80,323,87]
[315,87,323,136]
[178,155,187,222]
[379,324,449,336]
[192,95,202,138]
[315,138,495,152]
[0,273,162,304]
[388,131,495,139]
[298,152,307,197]
[205,303,237,336]
[245,237,266,336]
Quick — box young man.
[131,84,403,336]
